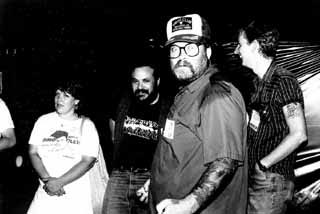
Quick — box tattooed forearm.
[285,103,300,118]
[191,158,238,208]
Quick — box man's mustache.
[135,89,149,96]
[174,60,192,69]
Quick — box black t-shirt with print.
[113,100,160,169]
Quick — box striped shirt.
[247,61,304,180]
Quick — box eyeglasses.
[169,43,201,59]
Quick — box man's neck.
[253,57,273,79]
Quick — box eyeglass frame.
[168,42,205,59]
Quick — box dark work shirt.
[247,61,304,180]
[151,66,248,214]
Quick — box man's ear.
[252,39,260,53]
[206,46,212,59]
[157,78,160,86]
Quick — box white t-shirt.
[27,112,100,214]
[0,98,14,133]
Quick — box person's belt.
[114,165,150,173]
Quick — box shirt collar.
[261,60,277,83]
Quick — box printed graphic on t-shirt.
[40,130,80,159]
[123,116,158,140]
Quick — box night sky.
[0,2,319,147]
[1,0,320,163]
[1,1,320,213]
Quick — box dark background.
[0,0,320,213]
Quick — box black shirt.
[113,99,160,169]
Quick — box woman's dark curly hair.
[240,20,280,58]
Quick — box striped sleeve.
[277,75,304,107]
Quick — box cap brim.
[165,34,202,46]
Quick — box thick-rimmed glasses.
[169,43,201,59]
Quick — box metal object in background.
[223,41,320,212]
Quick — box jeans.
[248,168,294,214]
[102,169,150,214]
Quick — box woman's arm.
[0,128,16,151]
[29,144,51,181]
[44,155,96,193]
[45,118,99,193]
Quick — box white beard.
[173,67,194,81]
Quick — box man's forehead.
[132,66,155,78]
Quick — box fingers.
[56,190,65,196]
[141,194,148,203]
[45,178,64,194]
[156,199,171,214]
[308,191,318,201]
[313,183,320,194]
[136,186,148,203]
[295,193,308,204]
[60,188,66,195]
[43,184,65,196]
[42,177,65,197]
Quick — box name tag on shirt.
[163,119,175,139]
[249,110,260,132]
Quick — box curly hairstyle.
[240,20,280,58]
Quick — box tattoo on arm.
[192,158,238,208]
[286,103,299,119]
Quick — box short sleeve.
[200,85,247,164]
[81,119,100,158]
[28,117,44,145]
[0,99,14,132]
[277,75,304,107]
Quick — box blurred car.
[277,41,320,213]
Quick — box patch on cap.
[166,14,210,46]
[172,16,193,32]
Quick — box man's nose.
[137,82,143,89]
[57,94,65,102]
[56,95,62,101]
[234,44,240,55]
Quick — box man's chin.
[174,70,193,81]
[135,96,148,102]
[175,75,193,83]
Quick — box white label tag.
[249,110,260,132]
[163,119,175,139]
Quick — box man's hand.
[136,179,150,203]
[156,196,197,214]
